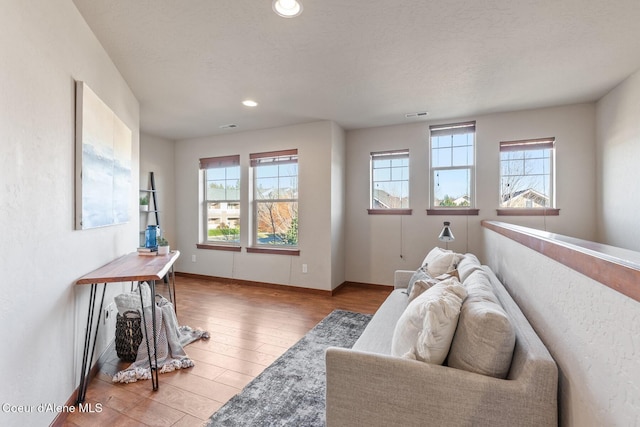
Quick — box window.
[429,121,476,210]
[200,155,241,244]
[251,149,298,247]
[499,137,556,210]
[369,150,410,214]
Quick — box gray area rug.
[205,309,372,426]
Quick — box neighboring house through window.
[251,149,298,247]
[369,149,410,214]
[429,121,476,210]
[499,137,556,210]
[200,155,241,244]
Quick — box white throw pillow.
[391,278,467,364]
[408,278,437,302]
[421,247,461,277]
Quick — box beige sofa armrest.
[393,270,414,289]
[326,347,556,427]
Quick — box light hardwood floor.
[62,275,391,426]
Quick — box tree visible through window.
[429,122,475,208]
[200,155,241,244]
[251,150,298,247]
[370,150,409,210]
[500,138,555,208]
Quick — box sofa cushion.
[421,247,462,277]
[352,289,409,355]
[448,270,516,378]
[457,253,483,283]
[463,270,501,305]
[391,278,467,364]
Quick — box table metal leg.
[149,280,159,390]
[138,281,159,391]
[170,265,177,315]
[76,283,106,404]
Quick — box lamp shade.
[438,221,455,242]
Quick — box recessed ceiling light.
[219,124,238,129]
[272,0,303,18]
[242,100,258,107]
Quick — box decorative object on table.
[206,310,371,427]
[438,221,455,249]
[115,310,143,362]
[157,237,170,255]
[139,195,149,211]
[137,246,158,256]
[74,81,132,230]
[113,283,209,384]
[144,224,160,249]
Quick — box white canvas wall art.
[75,81,132,229]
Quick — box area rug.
[205,309,372,426]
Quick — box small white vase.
[140,205,149,212]
[158,245,170,255]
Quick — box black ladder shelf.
[140,171,160,246]
[140,171,169,284]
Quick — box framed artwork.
[75,81,132,230]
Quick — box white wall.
[0,1,139,425]
[483,228,640,427]
[596,68,640,250]
[345,103,597,285]
[174,121,343,291]
[140,133,177,247]
[330,123,347,289]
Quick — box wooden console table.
[75,250,180,404]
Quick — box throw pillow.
[406,266,431,297]
[408,277,438,302]
[447,270,516,379]
[391,278,467,365]
[435,270,460,281]
[421,247,462,277]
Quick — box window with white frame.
[251,149,298,247]
[200,155,241,244]
[500,138,555,208]
[370,150,410,211]
[429,121,475,208]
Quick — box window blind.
[199,155,240,169]
[250,149,298,167]
[500,137,555,152]
[429,121,476,137]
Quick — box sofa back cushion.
[448,270,516,379]
[457,253,484,283]
[391,278,467,364]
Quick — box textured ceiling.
[72,0,640,140]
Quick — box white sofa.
[325,254,558,427]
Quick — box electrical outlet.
[103,303,115,325]
[302,264,308,274]
[192,254,197,263]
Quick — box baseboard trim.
[176,272,333,296]
[175,272,393,297]
[50,341,115,427]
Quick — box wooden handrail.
[481,221,640,303]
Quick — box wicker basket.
[115,310,143,362]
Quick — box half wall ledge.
[481,220,640,303]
